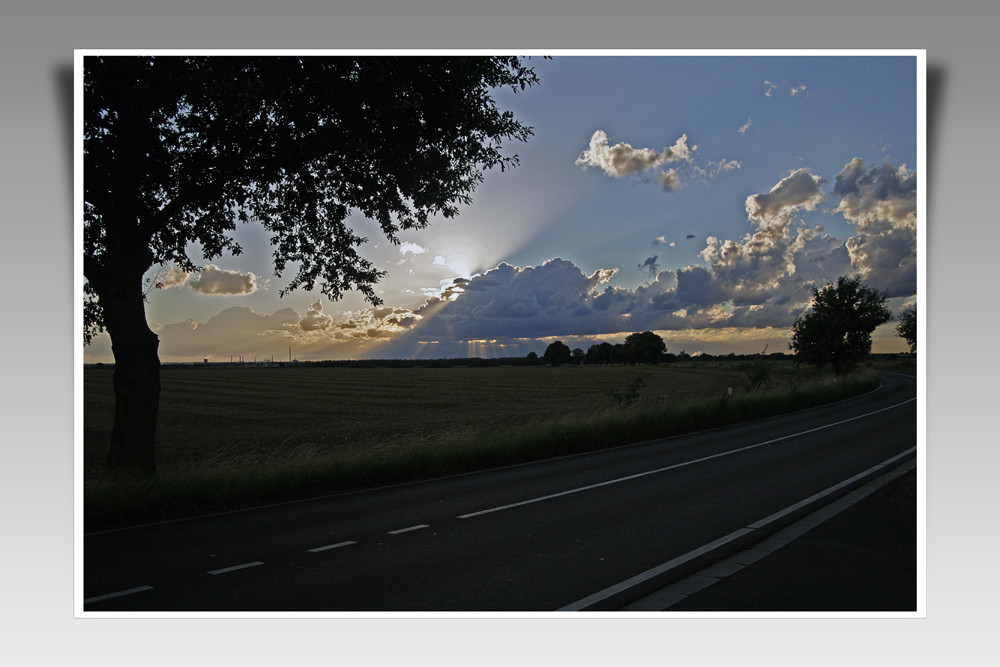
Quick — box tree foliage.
[896,306,917,353]
[543,340,573,366]
[789,276,892,374]
[585,341,616,365]
[581,332,667,365]
[622,331,667,364]
[84,55,540,474]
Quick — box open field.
[84,361,816,475]
[83,360,899,529]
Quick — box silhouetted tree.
[585,341,614,365]
[609,343,629,365]
[571,348,585,364]
[789,276,892,375]
[84,55,540,475]
[896,306,917,353]
[543,340,573,366]
[623,331,666,364]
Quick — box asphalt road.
[82,371,916,612]
[637,463,918,612]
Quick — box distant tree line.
[88,348,918,373]
[538,331,671,366]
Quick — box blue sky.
[83,52,920,362]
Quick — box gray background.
[2,0,993,663]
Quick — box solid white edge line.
[458,398,916,520]
[746,448,916,529]
[207,561,264,575]
[557,447,916,611]
[558,529,759,612]
[308,541,357,553]
[630,457,919,611]
[83,585,154,605]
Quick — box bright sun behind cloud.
[427,230,492,279]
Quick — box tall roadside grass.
[84,367,879,531]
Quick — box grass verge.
[84,368,880,532]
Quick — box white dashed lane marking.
[388,524,430,535]
[87,525,436,604]
[84,585,154,605]
[207,561,264,575]
[308,541,357,553]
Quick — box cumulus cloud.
[693,157,915,316]
[298,299,333,331]
[399,259,630,341]
[188,264,260,295]
[660,168,683,191]
[833,158,917,232]
[786,226,853,285]
[738,117,753,134]
[764,81,778,97]
[400,242,428,256]
[334,306,423,338]
[832,158,918,296]
[696,168,852,312]
[576,130,694,179]
[745,168,826,228]
[156,264,191,289]
[791,85,807,96]
[589,267,618,284]
[845,229,917,296]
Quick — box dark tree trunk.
[101,279,161,476]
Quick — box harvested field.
[84,362,805,476]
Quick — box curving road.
[81,371,917,612]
